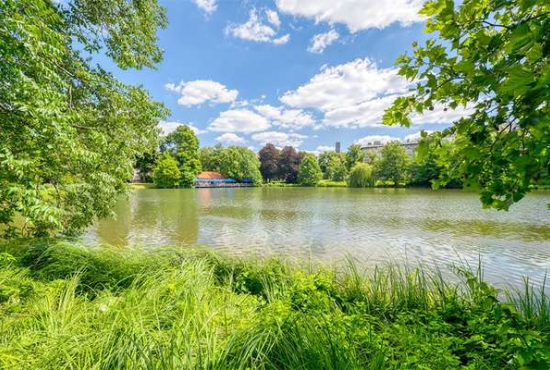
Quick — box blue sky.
[99,0,470,154]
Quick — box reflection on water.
[83,188,550,288]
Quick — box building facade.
[360,140,418,161]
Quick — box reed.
[0,240,548,369]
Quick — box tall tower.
[335,141,341,153]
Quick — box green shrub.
[153,153,181,188]
[348,163,374,188]
[298,154,322,186]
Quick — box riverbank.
[1,240,549,369]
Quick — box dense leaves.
[348,163,374,188]
[278,146,303,183]
[258,144,280,181]
[325,153,348,181]
[199,144,224,172]
[162,126,202,187]
[153,153,180,188]
[384,0,550,209]
[373,142,411,186]
[345,144,365,171]
[0,0,168,237]
[218,146,262,185]
[298,154,322,186]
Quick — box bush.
[348,163,374,188]
[153,153,181,188]
[298,154,322,186]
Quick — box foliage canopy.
[258,144,281,181]
[373,142,411,186]
[153,153,180,189]
[345,144,365,171]
[298,154,322,186]
[348,163,375,188]
[0,0,168,237]
[219,146,262,185]
[163,126,202,187]
[384,0,550,209]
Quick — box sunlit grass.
[0,240,549,369]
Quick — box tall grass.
[0,240,549,369]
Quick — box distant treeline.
[136,126,463,189]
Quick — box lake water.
[83,188,550,288]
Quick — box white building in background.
[360,138,419,160]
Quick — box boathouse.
[194,171,253,188]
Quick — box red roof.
[196,171,225,179]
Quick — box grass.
[129,183,155,190]
[317,180,347,187]
[1,239,550,369]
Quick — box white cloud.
[226,9,290,45]
[272,34,291,45]
[252,131,307,147]
[355,135,401,147]
[316,145,334,153]
[308,29,339,53]
[403,130,434,143]
[215,133,247,145]
[166,80,238,107]
[275,0,424,32]
[266,10,281,27]
[281,59,408,113]
[193,0,217,15]
[209,109,271,133]
[304,145,335,157]
[254,104,315,130]
[280,58,473,129]
[158,121,206,136]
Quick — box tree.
[318,151,335,177]
[409,134,443,187]
[153,153,180,188]
[163,126,202,187]
[325,153,348,181]
[0,0,168,237]
[259,144,280,181]
[345,144,365,171]
[135,150,159,183]
[365,149,380,165]
[219,146,262,185]
[278,146,302,183]
[199,144,223,172]
[374,142,411,186]
[348,163,375,188]
[383,0,550,210]
[298,154,322,186]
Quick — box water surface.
[83,188,550,288]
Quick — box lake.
[83,188,550,288]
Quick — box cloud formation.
[226,9,290,45]
[252,131,307,148]
[166,80,238,107]
[281,58,473,129]
[193,0,217,15]
[308,29,339,53]
[275,0,424,32]
[158,121,206,136]
[215,133,247,145]
[209,109,271,133]
[254,105,315,130]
